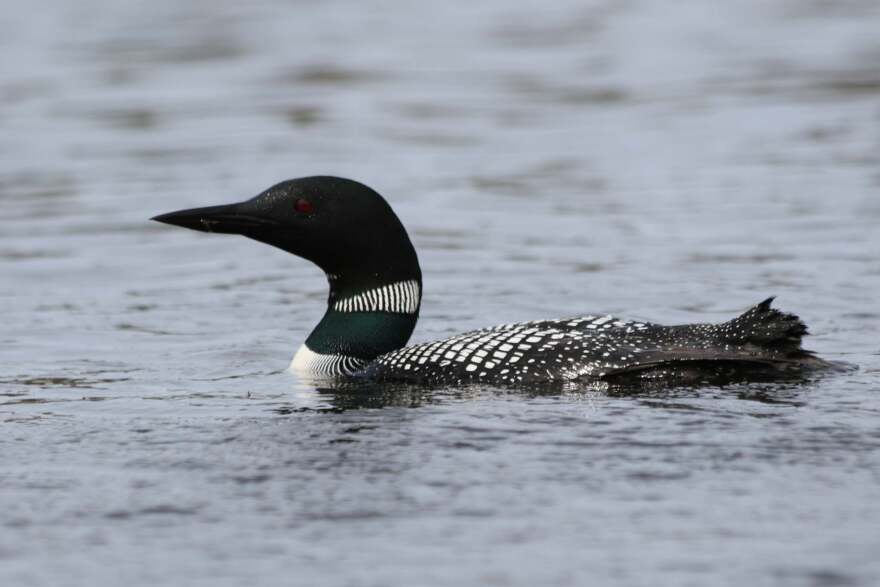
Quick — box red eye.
[294,198,313,214]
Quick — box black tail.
[600,298,828,384]
[716,297,809,354]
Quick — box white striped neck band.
[332,279,420,314]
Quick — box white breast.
[289,343,367,376]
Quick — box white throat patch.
[333,279,420,314]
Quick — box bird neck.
[284,204,423,375]
[291,268,422,375]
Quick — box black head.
[153,176,421,288]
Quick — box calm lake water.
[2,1,879,585]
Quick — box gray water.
[2,1,880,585]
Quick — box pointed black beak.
[151,203,278,234]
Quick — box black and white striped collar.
[332,279,420,314]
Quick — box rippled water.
[2,1,880,585]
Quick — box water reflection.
[275,371,833,413]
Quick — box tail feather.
[717,297,809,353]
[600,297,824,382]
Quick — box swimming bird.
[153,176,827,385]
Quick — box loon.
[153,176,827,385]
